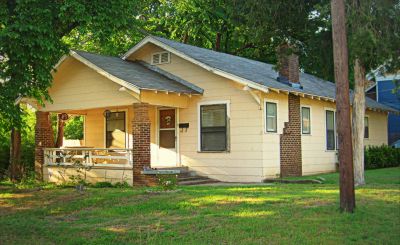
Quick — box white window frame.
[151,51,171,65]
[103,108,129,149]
[197,100,230,152]
[324,108,337,151]
[301,105,312,135]
[264,99,279,134]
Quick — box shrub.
[92,181,113,188]
[365,145,400,169]
[156,174,178,191]
[113,181,130,188]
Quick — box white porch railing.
[44,148,133,167]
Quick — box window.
[364,117,369,139]
[151,51,170,65]
[200,104,228,151]
[265,102,277,132]
[326,110,336,150]
[301,107,311,134]
[106,111,126,148]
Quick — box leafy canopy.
[0,0,141,128]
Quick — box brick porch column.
[132,103,157,186]
[35,111,54,180]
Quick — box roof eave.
[70,50,141,95]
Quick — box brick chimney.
[277,43,301,88]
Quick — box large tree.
[347,0,400,186]
[331,0,355,213]
[0,0,141,180]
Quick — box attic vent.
[152,51,170,65]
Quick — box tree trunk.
[352,59,366,186]
[215,32,221,51]
[9,128,22,181]
[331,0,355,212]
[55,114,65,148]
[182,33,188,44]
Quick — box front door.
[157,108,177,166]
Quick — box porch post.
[132,103,157,186]
[35,111,54,180]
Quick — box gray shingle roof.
[151,36,397,112]
[73,50,201,94]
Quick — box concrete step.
[179,178,220,186]
[178,176,209,182]
[154,166,219,185]
[153,166,189,174]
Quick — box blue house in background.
[366,75,400,146]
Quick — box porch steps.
[178,177,220,186]
[177,170,220,186]
[154,166,220,185]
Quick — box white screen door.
[157,109,177,166]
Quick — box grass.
[0,168,399,245]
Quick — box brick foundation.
[280,94,302,176]
[35,111,55,180]
[132,103,157,186]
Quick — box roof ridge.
[72,49,122,59]
[151,36,274,67]
[151,36,334,81]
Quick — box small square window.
[152,52,170,65]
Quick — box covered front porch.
[35,102,189,186]
[31,50,202,186]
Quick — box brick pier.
[132,103,157,186]
[34,111,55,180]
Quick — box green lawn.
[1,168,399,245]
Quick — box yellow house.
[31,36,396,185]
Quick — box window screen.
[364,117,369,139]
[326,110,335,150]
[266,102,277,132]
[200,104,227,151]
[302,107,311,134]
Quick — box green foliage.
[156,174,178,190]
[92,181,114,188]
[0,0,142,129]
[0,171,56,189]
[0,105,35,173]
[347,0,400,78]
[92,181,130,188]
[113,181,131,188]
[365,145,400,169]
[64,116,84,140]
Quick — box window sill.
[325,150,338,152]
[197,150,230,153]
[301,133,312,136]
[265,131,279,135]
